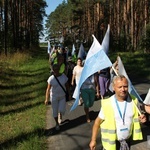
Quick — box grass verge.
[0,48,50,150]
[109,51,150,82]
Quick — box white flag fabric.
[70,35,112,111]
[71,44,76,56]
[47,41,51,54]
[143,88,150,105]
[50,46,55,56]
[102,24,110,55]
[117,56,143,102]
[77,43,86,60]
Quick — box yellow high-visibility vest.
[59,63,65,74]
[100,95,143,150]
[72,54,77,63]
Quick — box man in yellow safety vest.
[89,75,146,150]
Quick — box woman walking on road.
[45,64,68,130]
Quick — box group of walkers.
[44,45,150,150]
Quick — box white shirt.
[47,74,68,98]
[98,95,134,140]
[73,66,83,85]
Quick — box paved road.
[45,82,150,150]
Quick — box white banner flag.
[70,35,112,111]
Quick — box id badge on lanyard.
[115,97,130,139]
[117,124,130,140]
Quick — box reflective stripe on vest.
[101,137,116,145]
[101,128,116,134]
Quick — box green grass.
[109,51,150,81]
[0,48,50,149]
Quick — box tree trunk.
[144,0,148,52]
[4,0,8,56]
[130,0,134,51]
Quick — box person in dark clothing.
[98,67,111,99]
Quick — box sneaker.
[58,118,62,124]
[86,116,91,123]
[55,125,60,131]
[78,99,82,106]
[58,113,62,124]
[87,119,91,123]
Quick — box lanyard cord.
[115,97,127,125]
